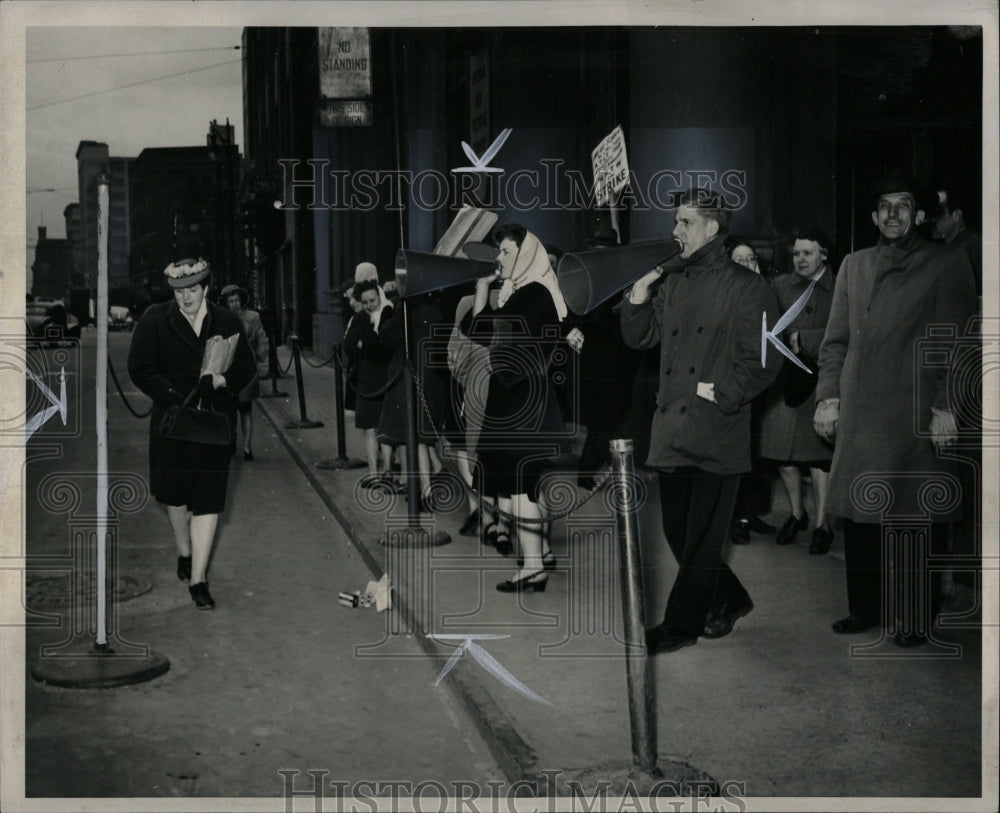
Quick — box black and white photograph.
[1,2,997,811]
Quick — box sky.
[25,27,244,287]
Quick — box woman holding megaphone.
[460,223,569,593]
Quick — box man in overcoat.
[621,188,783,654]
[814,168,978,647]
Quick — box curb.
[256,400,542,785]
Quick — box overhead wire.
[28,45,241,64]
[27,58,243,112]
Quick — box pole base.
[30,642,170,690]
[285,419,324,429]
[315,457,368,470]
[259,390,290,399]
[378,527,451,548]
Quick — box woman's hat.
[220,283,248,303]
[354,262,378,284]
[164,258,213,289]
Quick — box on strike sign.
[591,125,629,207]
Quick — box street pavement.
[16,329,986,804]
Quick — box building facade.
[239,25,982,351]
[30,226,73,301]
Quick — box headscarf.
[355,262,392,331]
[496,230,568,321]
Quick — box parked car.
[25,300,80,345]
[109,306,134,331]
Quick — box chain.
[275,347,294,374]
[107,354,153,418]
[301,349,339,368]
[348,364,404,400]
[407,359,612,526]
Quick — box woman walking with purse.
[128,259,258,609]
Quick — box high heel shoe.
[243,449,253,461]
[776,511,809,545]
[458,508,481,537]
[496,571,548,593]
[494,530,514,557]
[176,555,192,582]
[481,521,498,548]
[188,581,215,609]
[517,550,557,570]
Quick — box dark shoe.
[359,473,382,489]
[810,525,834,555]
[517,550,557,570]
[702,598,754,639]
[494,530,514,557]
[243,449,253,461]
[832,614,877,634]
[730,519,751,545]
[645,625,697,655]
[894,631,927,648]
[748,516,776,534]
[481,522,498,548]
[188,581,215,610]
[458,509,481,537]
[176,555,192,582]
[776,512,809,545]
[496,571,548,593]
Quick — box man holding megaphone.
[621,188,783,654]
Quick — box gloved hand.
[628,266,665,304]
[929,407,959,450]
[197,374,215,404]
[813,397,839,441]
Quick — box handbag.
[159,387,232,446]
[783,346,819,408]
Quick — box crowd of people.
[128,169,981,641]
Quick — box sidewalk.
[255,343,984,799]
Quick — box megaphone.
[394,248,496,299]
[556,238,683,315]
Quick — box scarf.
[496,230,568,321]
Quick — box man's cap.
[164,258,212,289]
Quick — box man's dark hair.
[675,187,732,234]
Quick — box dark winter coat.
[344,306,394,429]
[127,299,258,455]
[619,236,784,475]
[816,229,978,522]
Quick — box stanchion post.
[261,329,288,398]
[285,334,323,429]
[609,437,658,777]
[316,343,366,470]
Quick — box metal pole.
[95,177,110,650]
[403,301,420,528]
[315,346,365,469]
[284,335,323,429]
[609,437,657,776]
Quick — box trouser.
[658,469,750,636]
[842,519,946,635]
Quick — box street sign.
[317,99,373,127]
[318,28,371,98]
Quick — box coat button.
[679,406,686,413]
[659,405,667,414]
[806,306,813,313]
[689,366,695,373]
[671,329,679,336]
[665,368,672,375]
[697,326,703,333]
